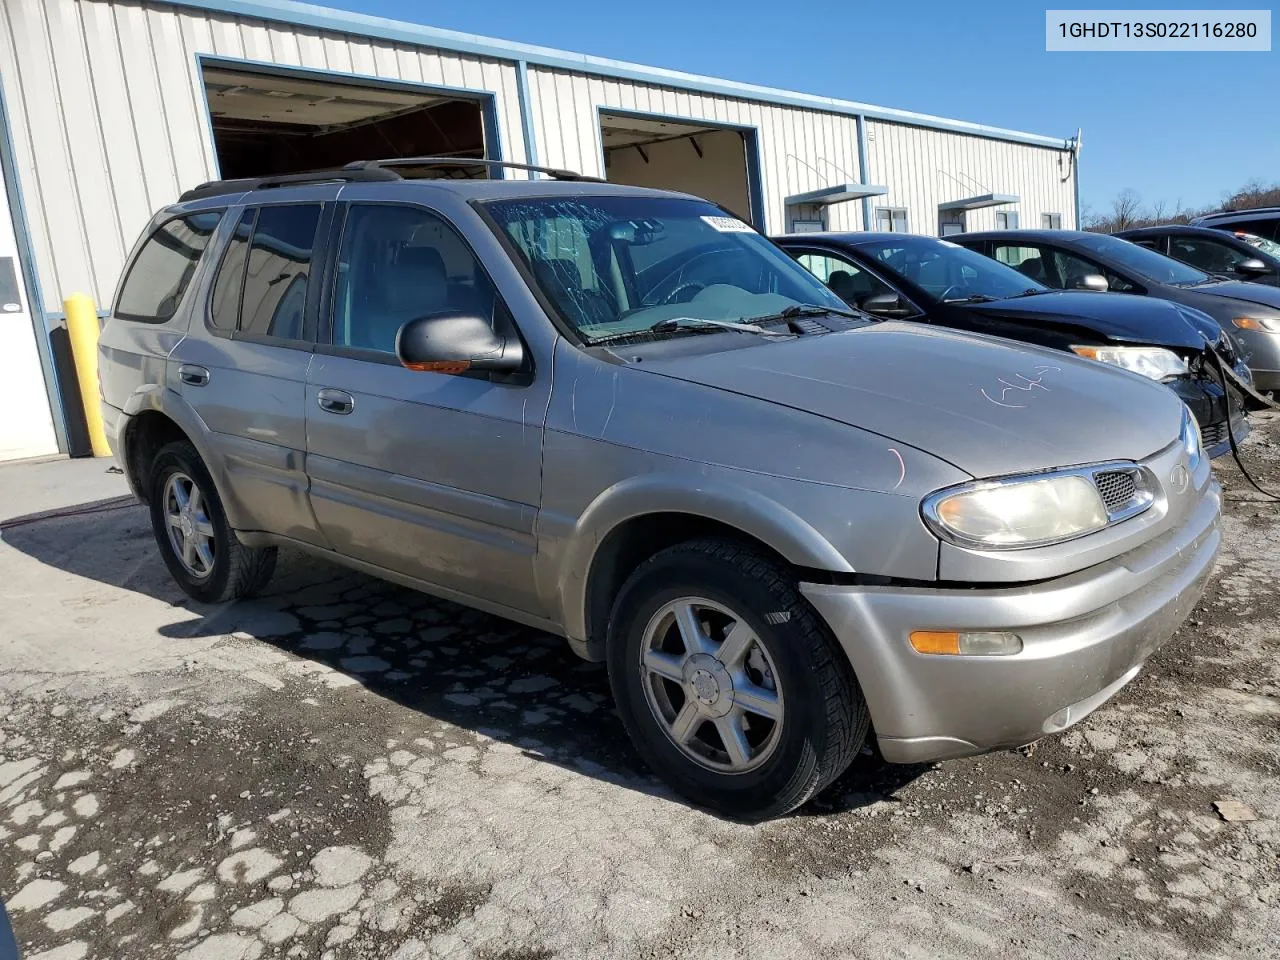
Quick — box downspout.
[1071,128,1082,229]
[514,60,540,176]
[856,114,872,230]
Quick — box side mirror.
[1234,258,1270,278]
[1074,274,1109,292]
[396,313,524,375]
[860,292,912,317]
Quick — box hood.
[964,291,1211,348]
[1179,279,1280,314]
[640,322,1183,478]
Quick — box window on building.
[332,204,500,355]
[1041,213,1063,230]
[995,210,1020,230]
[115,212,223,323]
[939,211,966,236]
[875,207,908,233]
[239,205,323,342]
[209,209,255,333]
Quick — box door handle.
[316,388,355,415]
[178,364,210,387]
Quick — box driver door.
[304,197,551,617]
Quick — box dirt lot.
[0,420,1276,960]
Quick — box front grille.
[1093,470,1139,516]
[1200,420,1228,447]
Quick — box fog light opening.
[909,630,1023,656]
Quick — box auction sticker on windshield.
[701,215,754,233]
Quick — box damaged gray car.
[99,165,1221,818]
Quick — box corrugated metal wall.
[865,120,1076,236]
[0,0,527,312]
[526,67,868,236]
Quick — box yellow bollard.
[64,292,111,457]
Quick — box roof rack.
[179,166,402,203]
[178,156,602,203]
[343,157,604,182]
[1194,206,1280,222]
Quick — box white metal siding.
[0,0,527,312]
[865,120,1076,237]
[528,67,868,235]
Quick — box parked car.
[955,229,1280,394]
[1115,224,1280,287]
[99,163,1220,818]
[774,232,1249,457]
[1190,206,1280,241]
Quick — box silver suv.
[99,160,1221,818]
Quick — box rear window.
[115,212,223,323]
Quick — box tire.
[606,537,869,820]
[147,440,277,604]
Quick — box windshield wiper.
[943,293,999,303]
[1010,288,1045,298]
[649,316,793,337]
[747,303,866,324]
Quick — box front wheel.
[148,440,277,604]
[607,538,869,819]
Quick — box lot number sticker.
[701,215,754,233]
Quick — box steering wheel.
[662,281,707,305]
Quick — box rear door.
[304,196,550,617]
[169,188,335,545]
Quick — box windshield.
[852,235,1045,302]
[1239,233,1280,259]
[1072,233,1209,285]
[483,195,849,342]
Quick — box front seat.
[360,246,449,351]
[1016,256,1047,284]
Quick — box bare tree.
[1149,199,1167,223]
[1112,189,1142,230]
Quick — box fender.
[554,471,855,648]
[119,381,254,530]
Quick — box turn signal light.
[909,630,1023,656]
[1232,317,1280,332]
[401,359,472,373]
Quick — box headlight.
[922,473,1109,550]
[1181,406,1203,470]
[1071,345,1189,380]
[1232,316,1280,332]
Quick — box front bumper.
[801,478,1220,764]
[1175,375,1248,459]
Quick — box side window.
[993,244,1050,285]
[1169,237,1249,274]
[333,204,501,355]
[1132,237,1167,254]
[209,209,255,333]
[115,211,223,323]
[239,205,323,342]
[1048,249,1136,292]
[793,251,895,307]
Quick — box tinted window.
[1073,234,1206,285]
[793,251,896,308]
[240,205,322,341]
[209,209,255,333]
[1046,248,1136,293]
[115,212,223,323]
[856,235,1042,301]
[992,244,1051,285]
[1169,236,1251,274]
[485,196,846,342]
[333,204,500,355]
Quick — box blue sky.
[326,0,1277,216]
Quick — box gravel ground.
[0,418,1277,960]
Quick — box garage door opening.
[201,64,494,180]
[600,112,759,225]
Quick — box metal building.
[0,0,1080,462]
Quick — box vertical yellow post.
[63,292,111,457]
